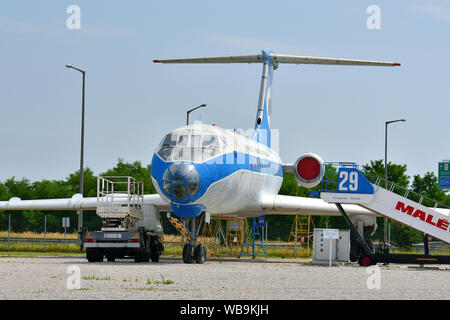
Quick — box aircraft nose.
[161,163,201,202]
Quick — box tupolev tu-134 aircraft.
[0,49,401,263]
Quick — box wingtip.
[153,59,160,63]
[393,62,401,66]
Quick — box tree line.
[0,159,448,248]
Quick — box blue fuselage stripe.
[151,152,283,205]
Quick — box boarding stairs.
[320,163,450,245]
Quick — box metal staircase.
[319,163,450,265]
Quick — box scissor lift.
[97,176,145,231]
[82,176,164,263]
[320,163,450,266]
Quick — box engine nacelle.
[293,153,324,188]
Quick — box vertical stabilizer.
[252,49,277,148]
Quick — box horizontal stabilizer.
[154,53,400,67]
[272,54,400,66]
[153,54,264,64]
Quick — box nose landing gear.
[182,243,206,264]
[181,214,206,264]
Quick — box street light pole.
[384,118,405,244]
[186,104,207,125]
[66,64,86,234]
[184,103,206,243]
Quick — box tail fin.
[252,49,275,147]
[154,50,400,147]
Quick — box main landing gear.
[181,214,206,264]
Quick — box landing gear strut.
[181,214,206,264]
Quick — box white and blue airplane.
[0,49,400,263]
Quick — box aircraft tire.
[150,246,160,262]
[182,244,193,264]
[194,244,206,264]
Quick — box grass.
[0,231,82,255]
[0,231,313,258]
[0,242,83,254]
[133,287,154,291]
[83,275,112,281]
[390,247,450,256]
[163,241,313,259]
[0,251,84,257]
[3,231,448,258]
[0,231,78,239]
[0,240,313,258]
[146,274,175,285]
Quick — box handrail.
[320,162,449,210]
[371,176,449,210]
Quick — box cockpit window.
[160,134,177,148]
[202,135,219,149]
[157,133,224,162]
[220,136,228,149]
[178,135,189,147]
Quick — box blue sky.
[1,1,449,183]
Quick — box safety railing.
[372,177,449,210]
[320,162,449,210]
[96,176,144,220]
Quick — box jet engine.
[293,153,324,188]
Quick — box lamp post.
[384,119,405,244]
[185,103,206,243]
[66,64,86,234]
[186,104,207,125]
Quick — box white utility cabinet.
[312,228,350,265]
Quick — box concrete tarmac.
[0,256,449,300]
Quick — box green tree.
[3,177,34,200]
[411,172,449,206]
[0,182,9,201]
[66,168,98,197]
[101,159,156,194]
[32,180,72,199]
[390,222,423,250]
[362,159,409,188]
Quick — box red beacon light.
[293,153,324,188]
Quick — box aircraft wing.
[0,193,373,217]
[260,194,375,217]
[0,194,171,212]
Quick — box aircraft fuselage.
[151,123,283,218]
